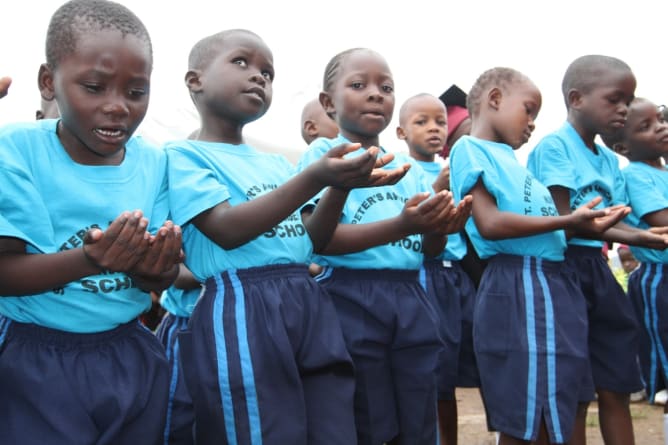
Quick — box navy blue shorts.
[180,264,355,445]
[316,267,442,445]
[419,259,479,400]
[155,313,194,445]
[628,263,668,402]
[565,246,643,394]
[0,317,169,445]
[475,255,589,443]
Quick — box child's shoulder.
[0,119,55,141]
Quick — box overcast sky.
[1,0,664,164]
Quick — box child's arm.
[0,211,152,296]
[549,185,668,249]
[303,153,410,252]
[472,181,627,240]
[315,190,455,255]
[0,76,10,99]
[195,144,407,250]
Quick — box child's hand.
[314,143,409,189]
[82,210,151,272]
[431,194,473,235]
[637,226,668,250]
[130,221,184,278]
[568,197,630,235]
[398,190,456,235]
[432,163,451,192]
[0,76,11,99]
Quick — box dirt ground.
[456,387,665,444]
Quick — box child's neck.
[409,151,436,163]
[340,130,380,149]
[637,157,665,169]
[568,116,598,153]
[198,117,245,145]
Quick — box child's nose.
[102,95,129,117]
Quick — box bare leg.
[498,432,530,445]
[597,389,635,445]
[566,403,588,445]
[438,398,458,445]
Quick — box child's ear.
[37,63,55,101]
[567,89,582,109]
[319,91,335,118]
[488,87,502,110]
[303,119,318,140]
[396,126,407,140]
[612,142,630,158]
[185,69,203,93]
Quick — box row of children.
[1,1,668,445]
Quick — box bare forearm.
[0,249,99,296]
[303,187,349,252]
[474,212,570,240]
[319,218,411,255]
[195,167,324,250]
[422,233,447,258]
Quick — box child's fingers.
[105,211,149,268]
[367,165,409,186]
[583,196,603,209]
[326,142,363,159]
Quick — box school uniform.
[621,161,668,401]
[155,286,203,445]
[527,122,643,395]
[415,159,479,398]
[298,135,443,445]
[166,140,355,445]
[450,135,590,443]
[0,119,170,445]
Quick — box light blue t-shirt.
[165,140,312,281]
[297,135,432,270]
[621,161,668,264]
[527,122,627,248]
[449,136,567,261]
[415,160,467,261]
[0,119,169,333]
[160,285,202,318]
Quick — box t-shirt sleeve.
[0,147,51,251]
[529,136,577,190]
[625,167,668,219]
[449,140,485,202]
[166,145,231,227]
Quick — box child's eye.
[233,58,247,67]
[351,82,364,89]
[128,88,148,98]
[261,70,273,81]
[382,85,394,93]
[415,119,426,126]
[83,83,102,93]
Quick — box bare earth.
[457,387,664,445]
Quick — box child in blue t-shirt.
[0,1,183,444]
[449,66,627,445]
[297,48,471,445]
[527,55,668,445]
[396,92,479,445]
[603,96,668,442]
[165,29,407,445]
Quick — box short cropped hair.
[45,0,152,69]
[561,55,631,108]
[188,29,259,71]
